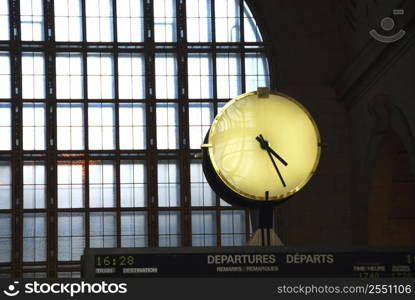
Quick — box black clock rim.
[201,131,292,208]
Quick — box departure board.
[81,247,415,278]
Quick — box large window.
[0,0,271,278]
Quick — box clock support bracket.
[247,191,284,246]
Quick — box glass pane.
[117,0,144,42]
[57,103,84,150]
[118,54,145,99]
[0,52,10,98]
[187,53,213,99]
[58,213,85,261]
[23,103,46,150]
[0,162,11,209]
[89,161,115,208]
[0,214,11,263]
[221,210,246,246]
[191,211,216,246]
[158,160,180,207]
[58,161,85,208]
[90,212,117,248]
[155,53,177,99]
[190,161,215,206]
[23,161,46,209]
[154,0,176,42]
[23,213,47,262]
[56,53,83,99]
[121,212,148,247]
[0,103,11,150]
[120,160,147,207]
[22,52,45,99]
[88,103,115,150]
[86,0,113,42]
[87,53,114,99]
[214,0,240,42]
[20,0,44,41]
[245,53,270,91]
[216,53,241,99]
[57,272,81,278]
[119,103,146,150]
[54,0,82,41]
[156,103,178,149]
[158,211,181,247]
[188,102,213,149]
[186,0,211,42]
[0,0,9,40]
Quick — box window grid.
[2,0,271,277]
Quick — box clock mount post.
[247,191,284,246]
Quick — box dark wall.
[249,0,353,245]
[248,0,415,245]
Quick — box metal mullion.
[216,200,221,247]
[53,207,150,213]
[0,99,16,103]
[66,98,121,103]
[156,207,184,212]
[176,0,190,247]
[56,152,146,158]
[150,97,179,103]
[79,0,91,252]
[112,0,121,248]
[21,156,53,161]
[207,1,221,246]
[16,159,23,277]
[239,0,246,94]
[186,46,269,54]
[115,157,121,247]
[44,0,58,277]
[84,156,90,249]
[112,0,119,151]
[17,208,48,213]
[10,0,23,279]
[210,0,218,128]
[144,0,158,247]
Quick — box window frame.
[0,0,273,278]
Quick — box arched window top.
[185,0,265,43]
[243,1,263,42]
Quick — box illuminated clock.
[202,89,321,206]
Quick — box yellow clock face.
[206,91,321,202]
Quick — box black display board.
[81,247,415,278]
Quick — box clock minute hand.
[258,134,288,166]
[256,136,287,187]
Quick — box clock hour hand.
[257,134,288,166]
[256,136,287,187]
